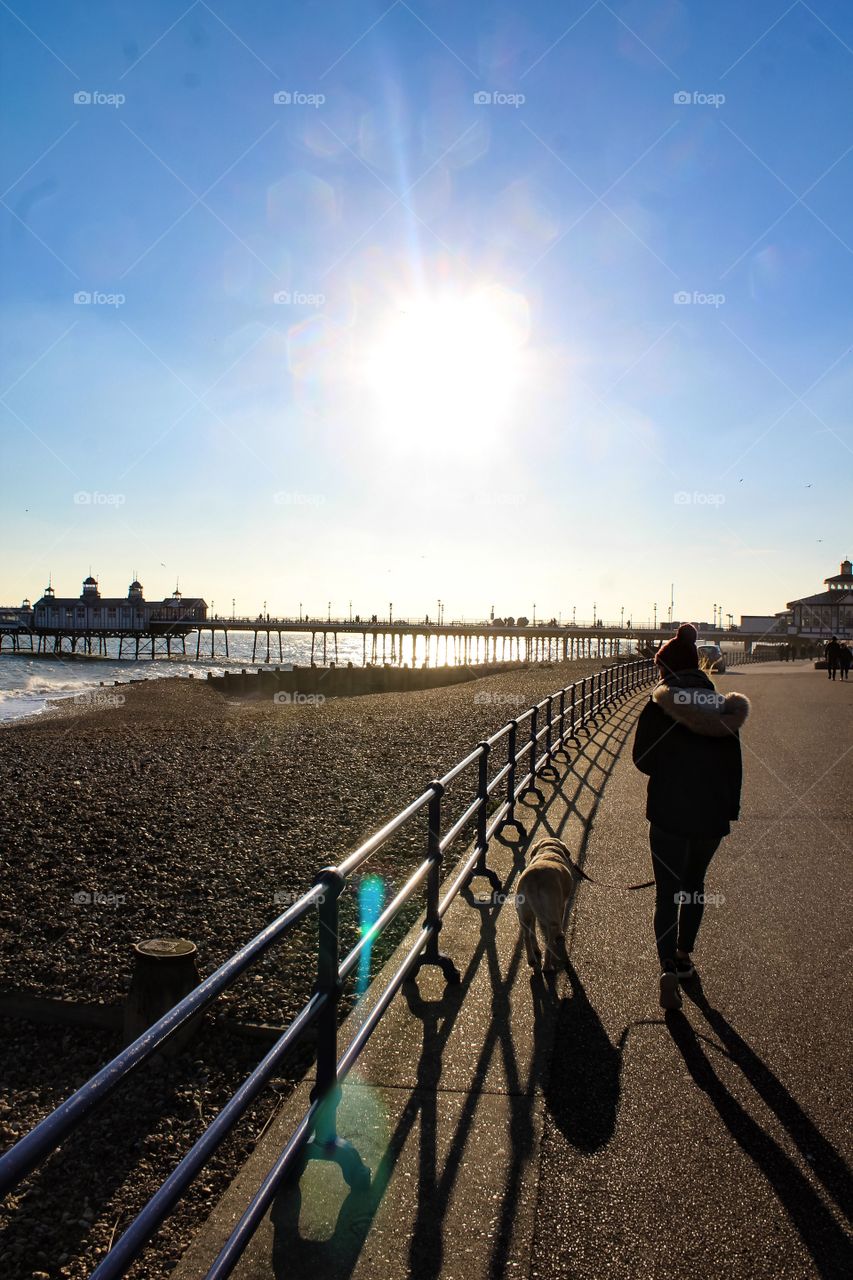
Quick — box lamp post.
[298,602,302,623]
[533,603,536,625]
[327,601,331,623]
[572,605,576,625]
[231,597,235,620]
[653,603,658,628]
[211,599,214,619]
[263,599,267,621]
[389,602,393,624]
[621,605,624,628]
[349,600,352,623]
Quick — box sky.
[1,0,852,626]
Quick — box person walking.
[839,642,852,681]
[632,623,750,1010]
[825,636,842,680]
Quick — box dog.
[515,838,579,972]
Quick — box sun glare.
[363,286,528,450]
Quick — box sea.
[0,631,530,721]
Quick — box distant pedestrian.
[632,623,750,1010]
[839,643,852,681]
[825,637,842,681]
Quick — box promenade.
[177,663,852,1280]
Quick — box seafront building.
[31,575,207,633]
[783,558,853,639]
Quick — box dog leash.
[568,860,654,892]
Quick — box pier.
[0,612,797,664]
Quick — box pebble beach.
[0,657,611,1279]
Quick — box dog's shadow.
[539,959,623,1152]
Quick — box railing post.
[528,705,538,784]
[570,682,577,740]
[505,720,518,824]
[471,743,501,890]
[410,783,460,984]
[558,688,566,747]
[309,867,345,1147]
[544,695,554,766]
[579,677,587,732]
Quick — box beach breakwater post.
[123,939,202,1055]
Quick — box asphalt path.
[532,662,853,1280]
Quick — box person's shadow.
[667,978,853,1279]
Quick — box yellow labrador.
[515,838,578,972]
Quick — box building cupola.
[128,577,144,601]
[81,574,100,600]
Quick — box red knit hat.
[655,623,699,675]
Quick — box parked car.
[698,642,726,673]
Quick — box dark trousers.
[649,824,722,966]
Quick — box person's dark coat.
[825,640,842,667]
[840,646,852,671]
[632,669,749,838]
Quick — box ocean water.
[0,630,555,721]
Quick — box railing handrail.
[2,654,779,1275]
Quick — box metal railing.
[0,659,655,1278]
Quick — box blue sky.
[1,0,851,623]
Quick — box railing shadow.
[267,687,648,1279]
[668,981,853,1279]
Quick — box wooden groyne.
[206,660,528,699]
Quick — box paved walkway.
[176,663,852,1280]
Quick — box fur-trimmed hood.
[652,674,750,737]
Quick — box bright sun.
[363,286,528,451]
